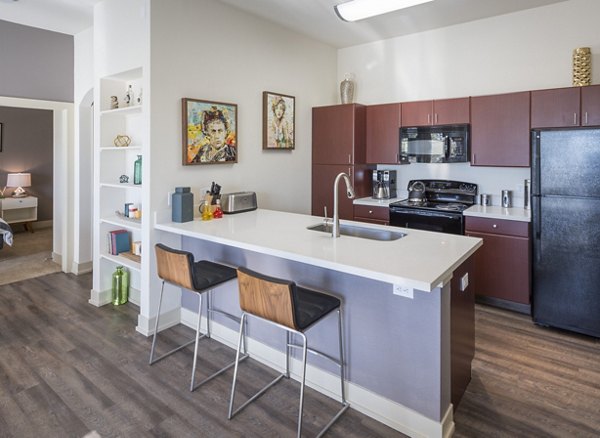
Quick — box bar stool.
[149,243,247,391]
[228,267,349,438]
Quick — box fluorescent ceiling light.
[335,0,435,22]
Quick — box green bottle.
[112,266,129,305]
[133,155,142,185]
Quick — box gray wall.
[0,20,74,102]
[0,106,53,221]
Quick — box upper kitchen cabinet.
[401,98,470,127]
[366,103,402,164]
[470,91,530,167]
[581,84,600,126]
[532,85,600,128]
[531,87,580,128]
[312,104,366,165]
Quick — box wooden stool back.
[155,243,194,290]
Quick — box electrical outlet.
[167,191,174,206]
[516,183,524,195]
[393,284,414,299]
[460,273,469,291]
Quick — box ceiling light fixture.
[334,0,435,22]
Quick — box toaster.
[221,191,257,214]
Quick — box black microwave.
[400,124,469,163]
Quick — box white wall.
[338,0,600,204]
[149,0,337,216]
[73,27,94,273]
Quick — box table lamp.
[6,173,31,198]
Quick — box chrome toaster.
[220,191,257,214]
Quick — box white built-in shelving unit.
[91,67,145,307]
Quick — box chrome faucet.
[332,172,355,238]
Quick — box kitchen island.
[155,209,482,437]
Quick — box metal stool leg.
[190,293,203,391]
[285,330,291,378]
[297,333,308,438]
[228,312,247,419]
[149,281,165,364]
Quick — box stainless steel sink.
[307,222,406,241]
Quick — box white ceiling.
[0,0,567,46]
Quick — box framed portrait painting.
[263,91,295,150]
[182,98,238,165]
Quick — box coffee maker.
[372,170,397,199]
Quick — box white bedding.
[0,218,13,247]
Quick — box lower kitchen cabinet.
[353,204,389,225]
[465,216,531,313]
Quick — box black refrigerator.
[531,129,600,338]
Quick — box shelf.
[100,182,142,190]
[100,252,141,272]
[100,106,142,117]
[100,145,142,151]
[101,214,141,230]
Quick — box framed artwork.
[0,122,3,152]
[263,91,295,150]
[182,98,238,165]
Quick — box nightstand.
[0,196,38,232]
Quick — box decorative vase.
[340,73,355,104]
[133,155,142,185]
[112,266,129,305]
[572,47,592,86]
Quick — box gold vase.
[572,47,591,86]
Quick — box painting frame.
[263,91,295,150]
[0,122,3,153]
[182,98,238,165]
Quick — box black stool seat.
[192,260,237,290]
[293,286,340,330]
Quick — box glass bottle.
[213,199,223,219]
[133,155,142,185]
[112,266,129,305]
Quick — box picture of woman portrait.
[263,92,295,150]
[182,98,238,165]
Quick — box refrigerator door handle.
[533,195,542,263]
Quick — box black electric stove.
[389,180,478,235]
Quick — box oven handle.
[389,207,462,220]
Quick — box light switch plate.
[393,284,414,299]
[460,273,469,291]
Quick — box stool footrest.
[288,343,341,367]
[192,353,249,391]
[229,372,285,419]
[316,402,350,438]
[149,335,206,365]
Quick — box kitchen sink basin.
[307,222,406,241]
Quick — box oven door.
[389,207,464,235]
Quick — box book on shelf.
[107,229,131,255]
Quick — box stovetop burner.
[390,199,470,212]
[389,179,478,214]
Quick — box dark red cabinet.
[312,104,366,165]
[366,103,401,164]
[580,84,600,126]
[465,217,531,312]
[353,204,389,225]
[401,98,470,127]
[470,91,531,167]
[312,164,371,220]
[531,87,580,128]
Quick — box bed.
[0,218,13,249]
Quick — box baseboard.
[136,306,180,337]
[33,220,53,230]
[476,295,531,315]
[180,308,453,437]
[52,252,62,265]
[89,287,140,308]
[71,260,93,275]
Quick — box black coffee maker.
[372,170,397,199]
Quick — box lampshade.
[7,173,31,188]
[6,173,31,198]
[335,0,435,22]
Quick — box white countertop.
[155,209,482,292]
[353,196,401,207]
[464,205,531,222]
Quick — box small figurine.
[110,96,119,109]
[136,88,143,106]
[114,135,131,147]
[124,85,134,106]
[119,175,129,184]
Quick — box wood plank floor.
[1,273,598,437]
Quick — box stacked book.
[107,229,131,255]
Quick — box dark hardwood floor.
[1,273,598,437]
[0,273,403,438]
